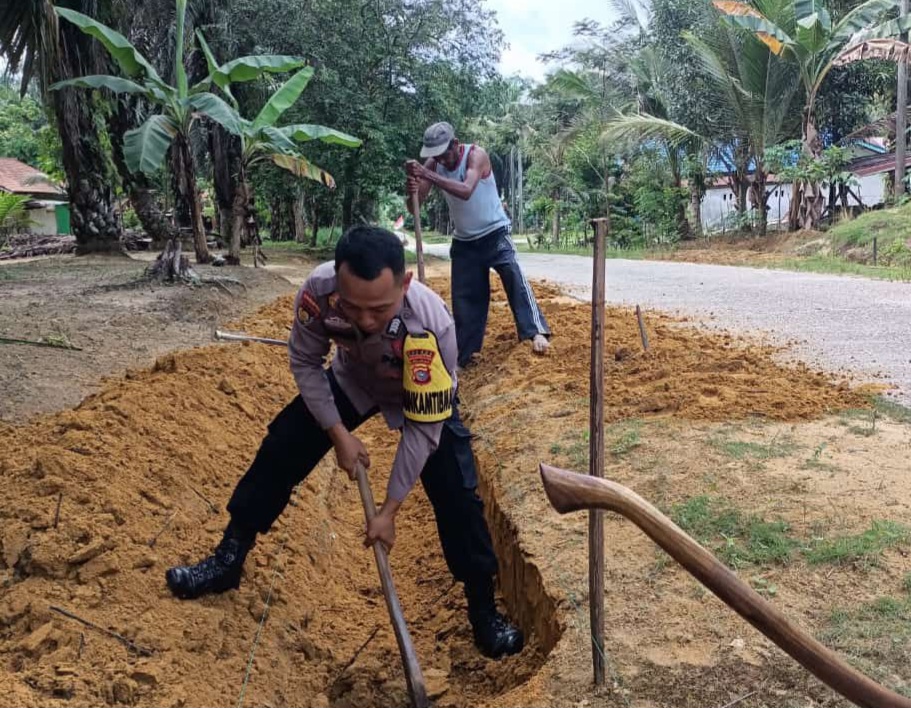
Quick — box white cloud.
[485,0,619,83]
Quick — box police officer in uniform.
[166,225,523,659]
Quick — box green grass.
[710,431,797,461]
[608,420,642,457]
[821,592,911,689]
[551,421,643,470]
[566,430,590,469]
[828,202,911,248]
[767,255,911,281]
[806,520,911,568]
[670,496,799,568]
[801,441,842,474]
[837,407,880,436]
[872,396,911,424]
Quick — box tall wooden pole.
[411,193,426,284]
[897,0,909,197]
[589,216,608,685]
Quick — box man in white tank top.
[406,121,551,368]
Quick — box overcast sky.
[485,0,619,83]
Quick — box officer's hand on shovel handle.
[364,505,397,552]
[329,424,370,480]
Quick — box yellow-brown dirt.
[0,276,882,707]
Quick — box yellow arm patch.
[403,331,453,423]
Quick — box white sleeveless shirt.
[434,144,510,241]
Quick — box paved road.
[419,243,911,404]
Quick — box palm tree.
[0,0,121,252]
[684,23,802,234]
[545,66,632,233]
[714,0,902,229]
[52,0,307,263]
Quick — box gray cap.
[420,121,455,158]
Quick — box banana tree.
[195,36,361,264]
[51,0,307,263]
[713,0,905,230]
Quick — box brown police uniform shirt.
[289,262,459,502]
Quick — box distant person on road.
[405,122,551,368]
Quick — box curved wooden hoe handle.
[539,463,911,708]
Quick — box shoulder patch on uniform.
[297,290,320,325]
[385,317,403,338]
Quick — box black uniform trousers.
[226,370,498,584]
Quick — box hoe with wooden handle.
[539,463,911,708]
[354,462,429,708]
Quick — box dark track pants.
[450,226,551,368]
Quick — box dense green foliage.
[0,0,907,254]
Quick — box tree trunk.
[229,177,250,266]
[147,236,197,282]
[551,189,560,246]
[170,159,192,230]
[342,185,354,230]
[689,183,704,239]
[788,181,801,231]
[896,0,908,197]
[749,173,768,237]
[270,199,291,241]
[292,193,307,242]
[797,115,825,231]
[131,187,176,244]
[676,199,693,240]
[51,22,121,253]
[516,146,524,233]
[209,123,240,255]
[311,201,320,246]
[107,99,175,247]
[174,135,210,263]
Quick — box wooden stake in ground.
[411,193,426,284]
[635,304,650,351]
[588,217,608,685]
[354,462,429,708]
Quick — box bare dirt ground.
[642,231,840,268]
[1,253,909,707]
[0,254,295,421]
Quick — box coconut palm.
[714,0,904,229]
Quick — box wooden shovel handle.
[410,193,426,284]
[539,463,911,708]
[354,463,429,708]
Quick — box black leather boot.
[165,521,255,600]
[465,576,524,659]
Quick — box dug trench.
[0,277,903,707]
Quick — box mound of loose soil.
[0,276,874,707]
